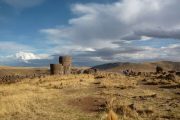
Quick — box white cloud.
[15,51,50,63]
[2,0,45,9]
[39,0,180,65]
[0,41,33,53]
[140,36,152,41]
[41,0,180,48]
[0,52,52,66]
[0,42,51,65]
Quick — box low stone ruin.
[50,56,72,75]
[83,68,98,74]
[165,73,176,80]
[122,66,179,81]
[156,66,163,73]
[176,72,180,76]
[0,74,47,84]
[50,64,64,75]
[70,68,98,75]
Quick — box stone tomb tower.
[59,56,72,75]
[50,64,64,75]
[50,56,72,75]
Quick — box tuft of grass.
[106,110,118,120]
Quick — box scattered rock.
[83,68,98,74]
[165,74,176,81]
[95,75,105,79]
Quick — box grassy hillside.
[93,61,180,72]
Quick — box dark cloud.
[135,28,180,40]
[85,46,145,59]
[3,43,179,67]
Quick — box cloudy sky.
[0,0,180,66]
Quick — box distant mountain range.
[93,61,180,72]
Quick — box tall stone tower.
[59,56,72,75]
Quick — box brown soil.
[68,96,106,113]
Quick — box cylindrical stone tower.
[59,56,72,66]
[50,64,64,75]
[59,56,72,75]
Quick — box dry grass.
[106,110,118,120]
[94,72,138,89]
[0,74,97,120]
[0,71,180,120]
[0,66,48,78]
